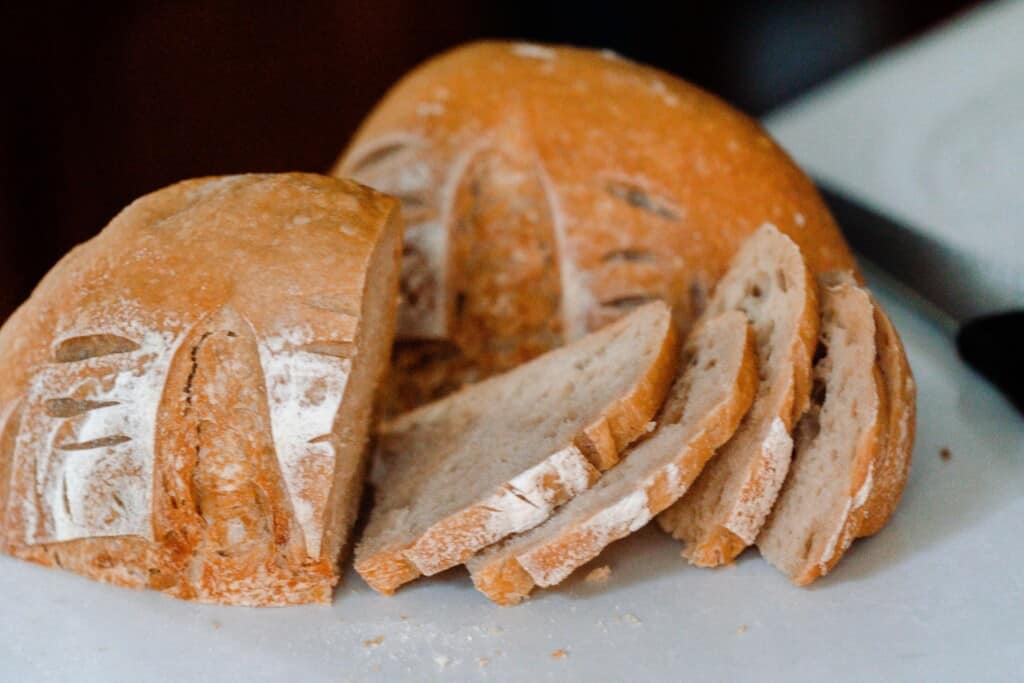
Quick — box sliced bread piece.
[468,311,758,605]
[860,298,916,536]
[756,274,884,583]
[657,224,819,566]
[355,301,678,594]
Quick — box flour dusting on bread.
[0,174,402,605]
[722,417,793,545]
[18,321,181,543]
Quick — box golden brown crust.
[579,322,680,470]
[858,302,916,537]
[357,459,600,596]
[788,365,886,586]
[755,278,914,586]
[680,527,749,568]
[788,265,823,427]
[470,556,536,607]
[355,307,679,595]
[470,314,758,605]
[0,174,402,605]
[657,227,820,567]
[335,41,859,415]
[792,301,914,585]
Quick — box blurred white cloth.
[765,0,1024,270]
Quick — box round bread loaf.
[0,173,402,605]
[335,41,861,414]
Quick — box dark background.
[1,1,972,320]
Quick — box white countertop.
[2,3,1023,681]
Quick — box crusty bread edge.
[0,178,403,607]
[777,294,915,586]
[792,299,915,585]
[574,318,680,470]
[354,311,680,595]
[859,300,916,535]
[664,241,819,567]
[471,322,758,605]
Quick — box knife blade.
[817,182,1024,414]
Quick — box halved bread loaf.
[756,275,883,583]
[657,224,818,566]
[0,174,402,605]
[355,302,678,594]
[468,311,758,605]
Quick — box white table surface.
[764,0,1024,271]
[3,4,1024,681]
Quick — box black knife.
[817,182,1024,415]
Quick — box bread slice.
[355,302,678,594]
[756,275,884,583]
[755,276,916,584]
[861,298,916,535]
[468,311,758,605]
[657,224,818,566]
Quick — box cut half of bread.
[657,224,819,566]
[0,174,402,605]
[756,274,884,583]
[468,311,758,605]
[355,302,678,594]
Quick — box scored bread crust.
[468,311,758,605]
[0,174,402,605]
[334,40,859,416]
[657,225,819,566]
[354,302,679,595]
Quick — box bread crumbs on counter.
[585,565,612,583]
[433,655,450,670]
[940,447,953,462]
[363,635,384,648]
[478,657,490,668]
[622,614,642,625]
[211,620,221,630]
[736,624,747,635]
[550,649,568,660]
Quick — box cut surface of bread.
[335,41,861,416]
[756,275,884,584]
[657,224,818,566]
[468,311,758,605]
[0,174,402,605]
[355,302,678,594]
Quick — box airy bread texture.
[657,225,818,566]
[0,174,402,605]
[756,275,882,583]
[355,302,678,595]
[756,274,915,584]
[468,311,758,605]
[334,40,859,415]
